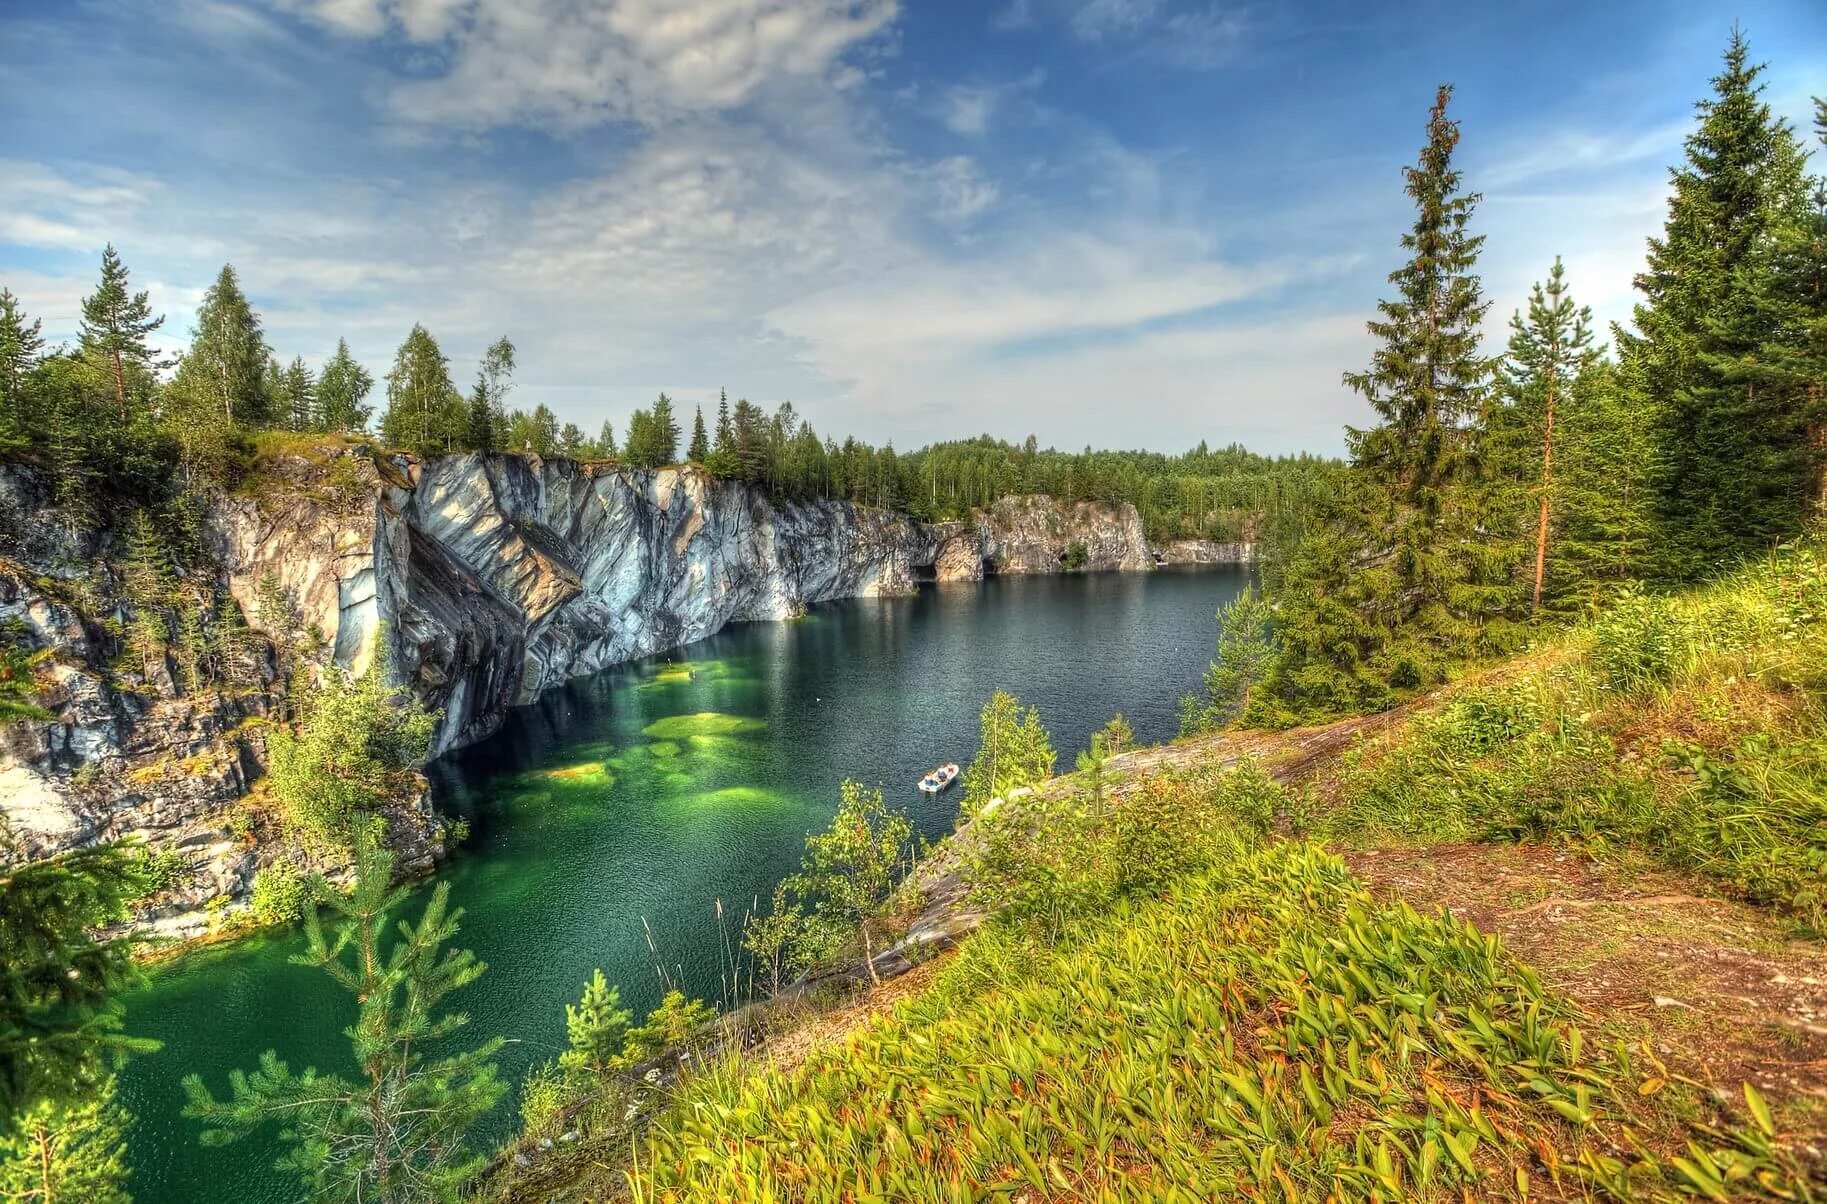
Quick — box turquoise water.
[118,567,1247,1201]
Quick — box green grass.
[1318,544,1827,930]
[630,842,1813,1201]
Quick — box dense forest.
[0,26,1823,1204]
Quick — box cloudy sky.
[2,0,1823,455]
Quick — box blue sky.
[2,0,1823,455]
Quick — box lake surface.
[118,566,1247,1201]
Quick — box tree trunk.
[36,1121,55,1203]
[860,919,880,986]
[1532,363,1558,616]
[111,349,127,421]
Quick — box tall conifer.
[78,245,164,420]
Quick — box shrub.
[248,862,309,927]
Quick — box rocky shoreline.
[1,447,1227,939]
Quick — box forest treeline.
[1184,35,1826,729]
[0,263,1324,546]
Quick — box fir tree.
[379,325,462,455]
[649,393,679,465]
[281,356,316,432]
[78,244,164,420]
[1627,30,1815,578]
[1498,258,1600,614]
[714,389,733,454]
[316,339,374,433]
[171,264,272,427]
[688,404,710,461]
[184,829,505,1204]
[0,1075,133,1204]
[1341,83,1493,611]
[0,289,44,439]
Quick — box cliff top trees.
[380,324,464,456]
[316,338,374,434]
[1627,30,1816,578]
[466,336,515,454]
[0,290,43,441]
[78,244,164,419]
[280,356,316,433]
[172,264,272,428]
[184,829,505,1204]
[688,405,709,462]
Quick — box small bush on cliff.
[265,645,438,847]
[248,863,308,927]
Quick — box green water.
[118,567,1247,1201]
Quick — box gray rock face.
[1,448,1160,937]
[1156,539,1254,565]
[215,454,940,754]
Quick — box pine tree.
[184,829,505,1204]
[379,325,462,456]
[558,970,631,1079]
[1181,584,1279,733]
[0,842,156,1117]
[0,289,44,440]
[1498,258,1599,614]
[171,264,272,428]
[281,356,316,432]
[1628,31,1815,578]
[316,339,374,434]
[688,405,710,461]
[0,1075,132,1204]
[78,244,164,421]
[961,690,1056,820]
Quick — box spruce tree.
[316,339,374,434]
[172,264,272,427]
[714,389,733,454]
[597,419,617,458]
[78,244,164,420]
[379,325,462,456]
[1627,31,1815,577]
[688,404,710,461]
[0,290,44,436]
[1498,258,1599,614]
[1341,84,1493,611]
[184,829,505,1204]
[650,393,679,464]
[281,356,316,432]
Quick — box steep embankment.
[0,447,1161,934]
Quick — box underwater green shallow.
[117,567,1247,1202]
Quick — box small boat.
[918,762,960,793]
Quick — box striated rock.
[0,448,1166,939]
[1156,539,1254,565]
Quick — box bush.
[248,862,309,927]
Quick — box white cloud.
[268,0,898,128]
[928,156,1000,221]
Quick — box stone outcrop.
[1156,538,1253,565]
[0,448,1161,935]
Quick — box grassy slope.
[507,547,1827,1202]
